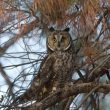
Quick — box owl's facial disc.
[55,34,71,51]
[57,33,71,51]
[47,29,71,51]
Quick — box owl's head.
[47,27,72,52]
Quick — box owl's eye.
[53,37,56,42]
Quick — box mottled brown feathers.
[13,27,74,105]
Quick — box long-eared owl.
[12,27,75,105]
[46,27,74,89]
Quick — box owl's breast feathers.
[13,50,74,104]
[50,51,73,88]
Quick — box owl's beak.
[57,40,60,47]
[56,35,62,48]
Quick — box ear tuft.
[64,28,70,32]
[49,27,55,32]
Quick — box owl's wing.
[13,55,54,104]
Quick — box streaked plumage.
[12,27,74,106]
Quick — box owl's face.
[47,27,71,51]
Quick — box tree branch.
[85,8,109,42]
[20,82,110,110]
[0,18,40,57]
[0,63,13,96]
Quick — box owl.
[12,27,74,106]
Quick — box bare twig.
[0,18,40,57]
[76,85,101,110]
[0,63,13,96]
